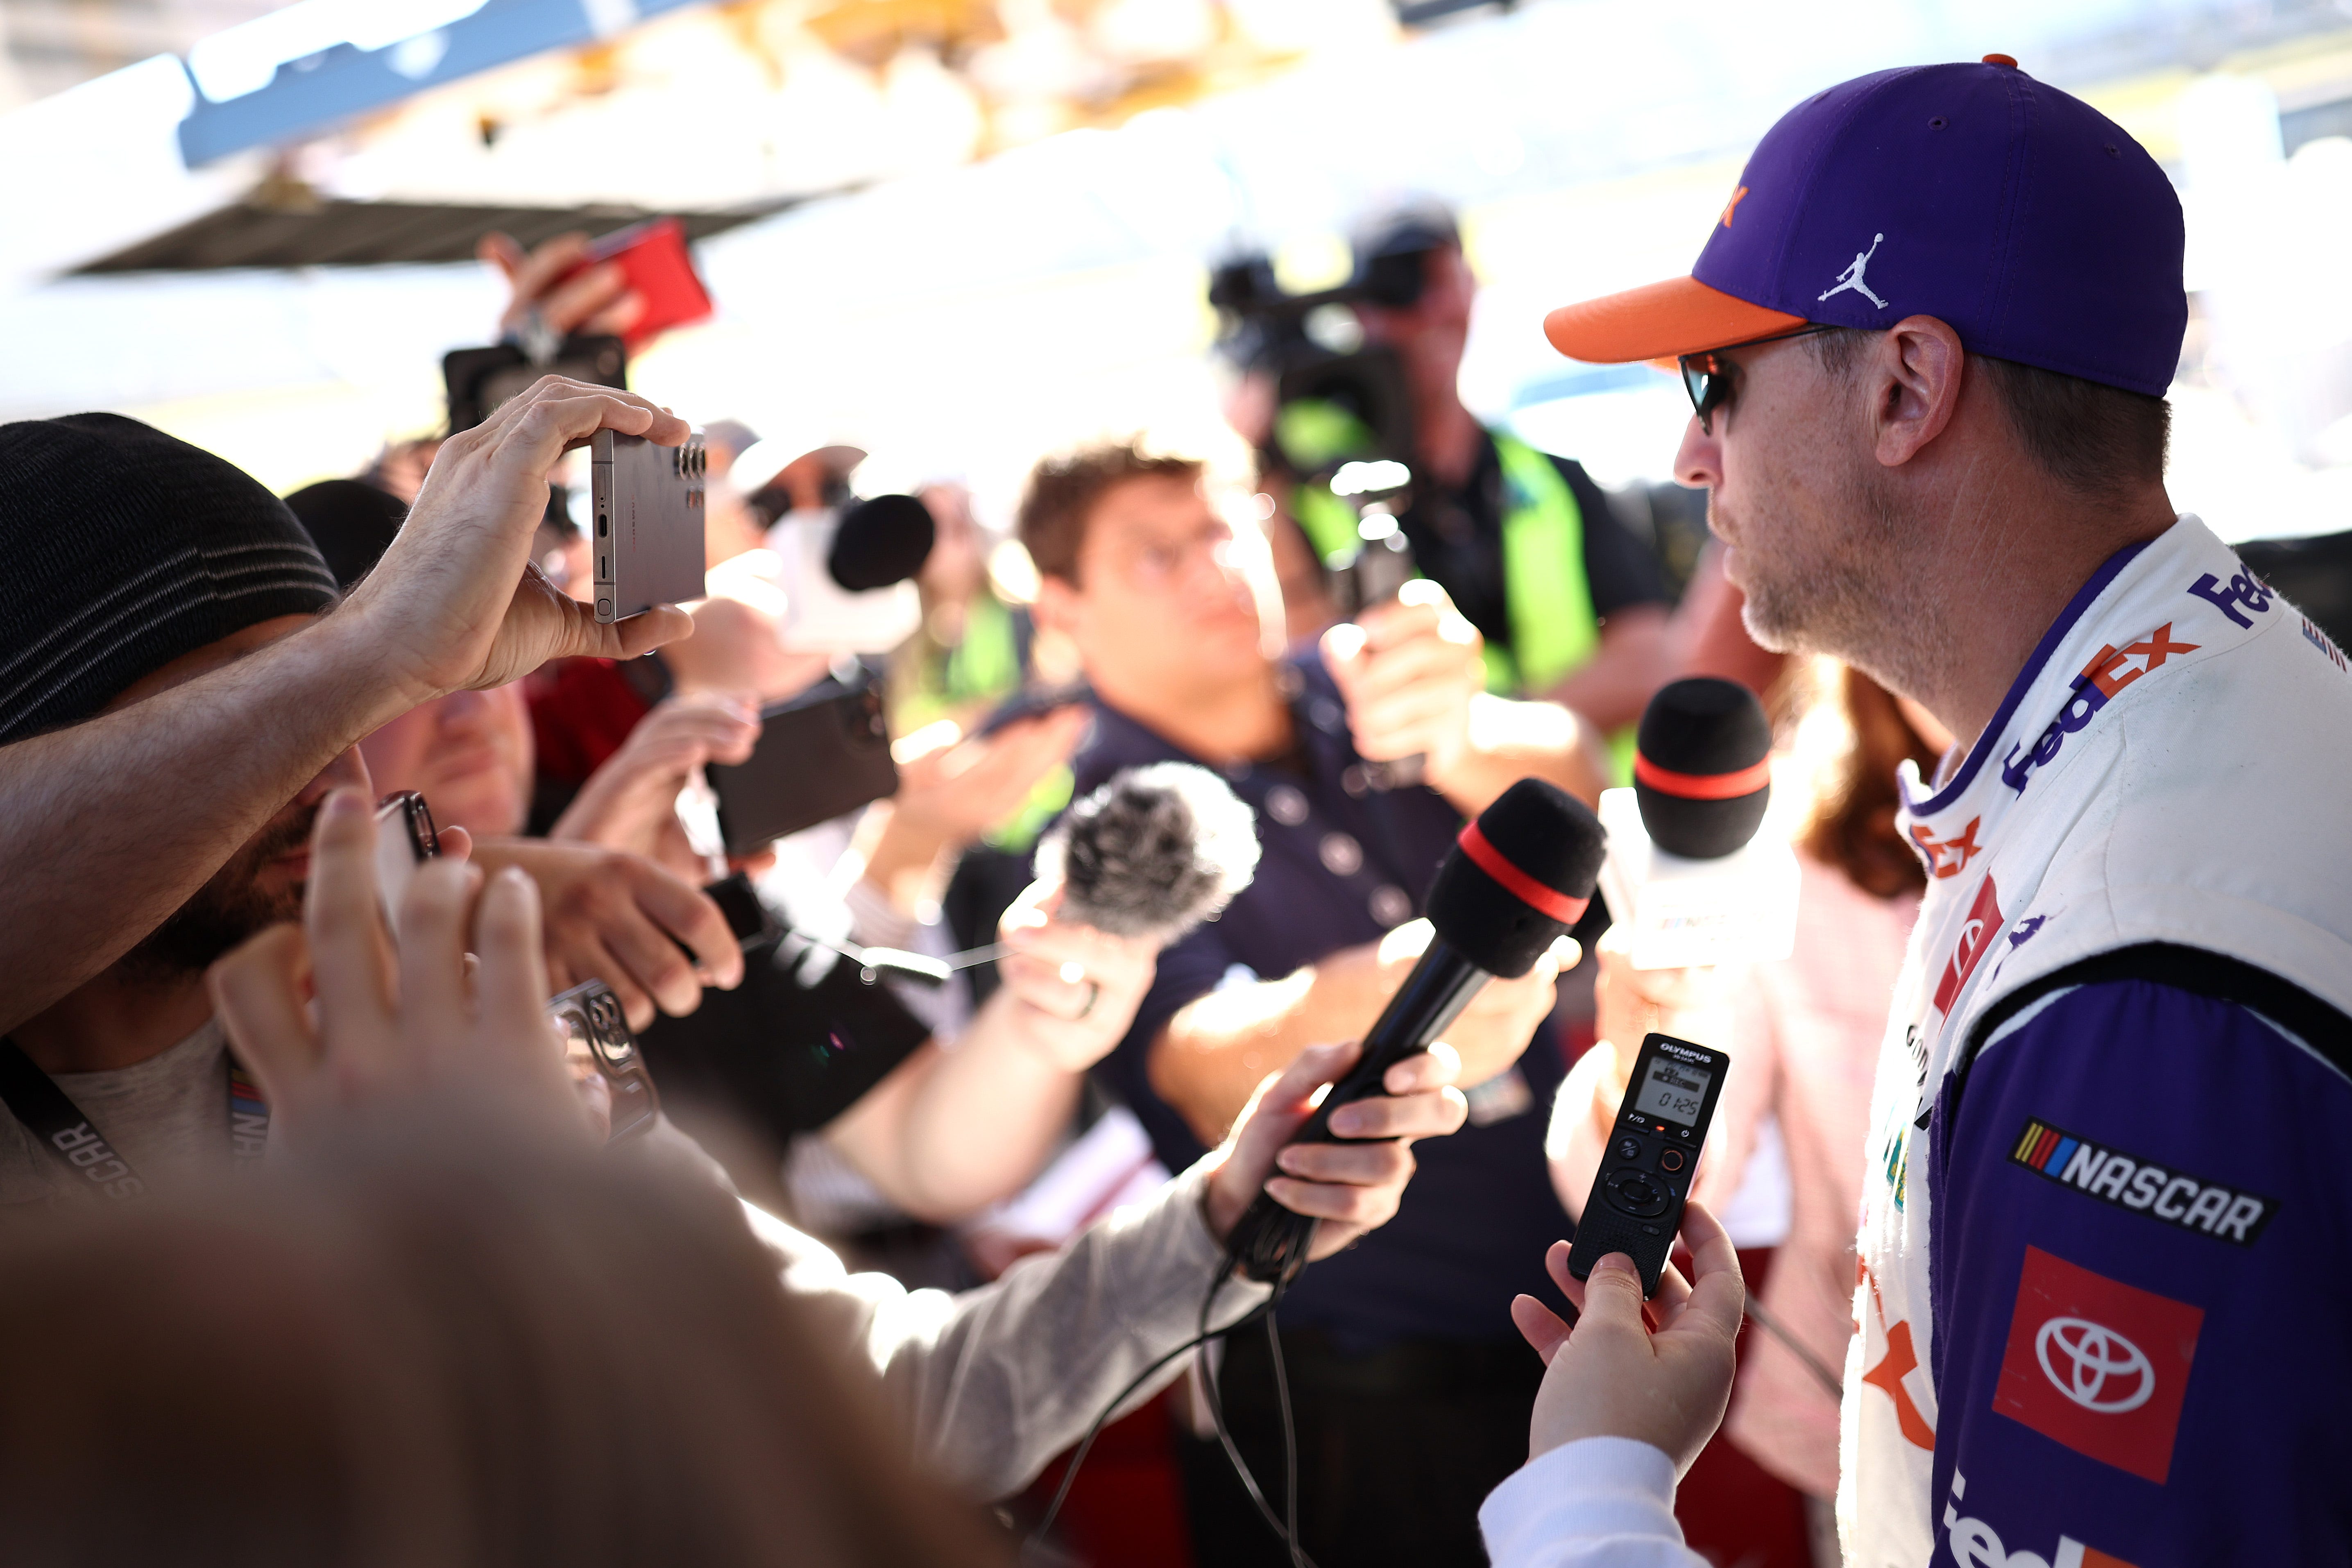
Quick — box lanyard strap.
[0,1035,270,1201]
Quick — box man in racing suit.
[1518,54,2352,1567]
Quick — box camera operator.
[202,789,1468,1504]
[0,384,739,1046]
[1536,57,2352,1567]
[1019,440,1608,1564]
[1285,205,1675,733]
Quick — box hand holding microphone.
[998,764,1262,1067]
[1224,776,1608,1284]
[1548,677,1775,1220]
[1595,676,1796,971]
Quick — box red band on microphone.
[1456,823,1588,926]
[1633,753,1772,801]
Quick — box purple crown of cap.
[1695,62,2186,397]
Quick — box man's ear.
[1031,572,1082,640]
[1871,315,1967,469]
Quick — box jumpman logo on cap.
[1820,233,1889,309]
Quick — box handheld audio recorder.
[1567,1032,1728,1298]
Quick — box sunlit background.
[5,0,2352,542]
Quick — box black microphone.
[1036,761,1262,945]
[1596,676,1797,970]
[1631,676,1773,858]
[1223,777,1607,1285]
[827,492,935,591]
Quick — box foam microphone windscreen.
[827,493,936,591]
[1424,778,1607,977]
[1035,763,1262,946]
[1634,677,1773,860]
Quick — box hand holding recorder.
[1511,1201,1746,1477]
[1321,578,1485,776]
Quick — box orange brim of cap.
[1543,276,1806,364]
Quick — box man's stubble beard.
[1726,455,1958,707]
[123,801,319,980]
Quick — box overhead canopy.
[73,195,793,273]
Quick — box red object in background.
[577,217,714,350]
[528,657,655,792]
[1019,1390,1196,1568]
[1672,1247,1819,1568]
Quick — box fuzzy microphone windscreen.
[1036,763,1262,945]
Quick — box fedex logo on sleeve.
[1941,1473,2140,1568]
[1992,1246,2202,1484]
[2184,569,2273,630]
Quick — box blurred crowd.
[6,76,2290,1559]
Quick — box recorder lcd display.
[1637,1057,1712,1125]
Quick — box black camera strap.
[0,1035,270,1202]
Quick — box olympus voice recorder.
[1567,1032,1729,1298]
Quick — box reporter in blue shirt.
[1017,442,1614,1566]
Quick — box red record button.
[1660,1149,1686,1173]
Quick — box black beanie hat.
[0,414,339,745]
[286,478,409,592]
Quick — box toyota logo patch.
[1993,1246,2203,1483]
[2035,1316,2155,1413]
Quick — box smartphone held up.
[593,428,707,624]
[369,790,660,1142]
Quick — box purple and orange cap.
[1542,56,2189,397]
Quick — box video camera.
[1209,239,1434,615]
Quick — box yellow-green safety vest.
[1291,430,1634,778]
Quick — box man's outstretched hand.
[481,230,645,343]
[1203,1040,1469,1263]
[1510,1201,1745,1476]
[339,376,694,706]
[207,788,589,1150]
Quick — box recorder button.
[1606,1170,1670,1218]
[1659,1149,1686,1173]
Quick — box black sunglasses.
[1679,323,1837,434]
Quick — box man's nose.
[1673,415,1721,492]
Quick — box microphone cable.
[1029,1237,1317,1567]
[1195,1279,1315,1568]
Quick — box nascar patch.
[2010,1118,2276,1246]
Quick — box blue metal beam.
[176,0,708,168]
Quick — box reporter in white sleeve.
[1478,1204,1745,1568]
